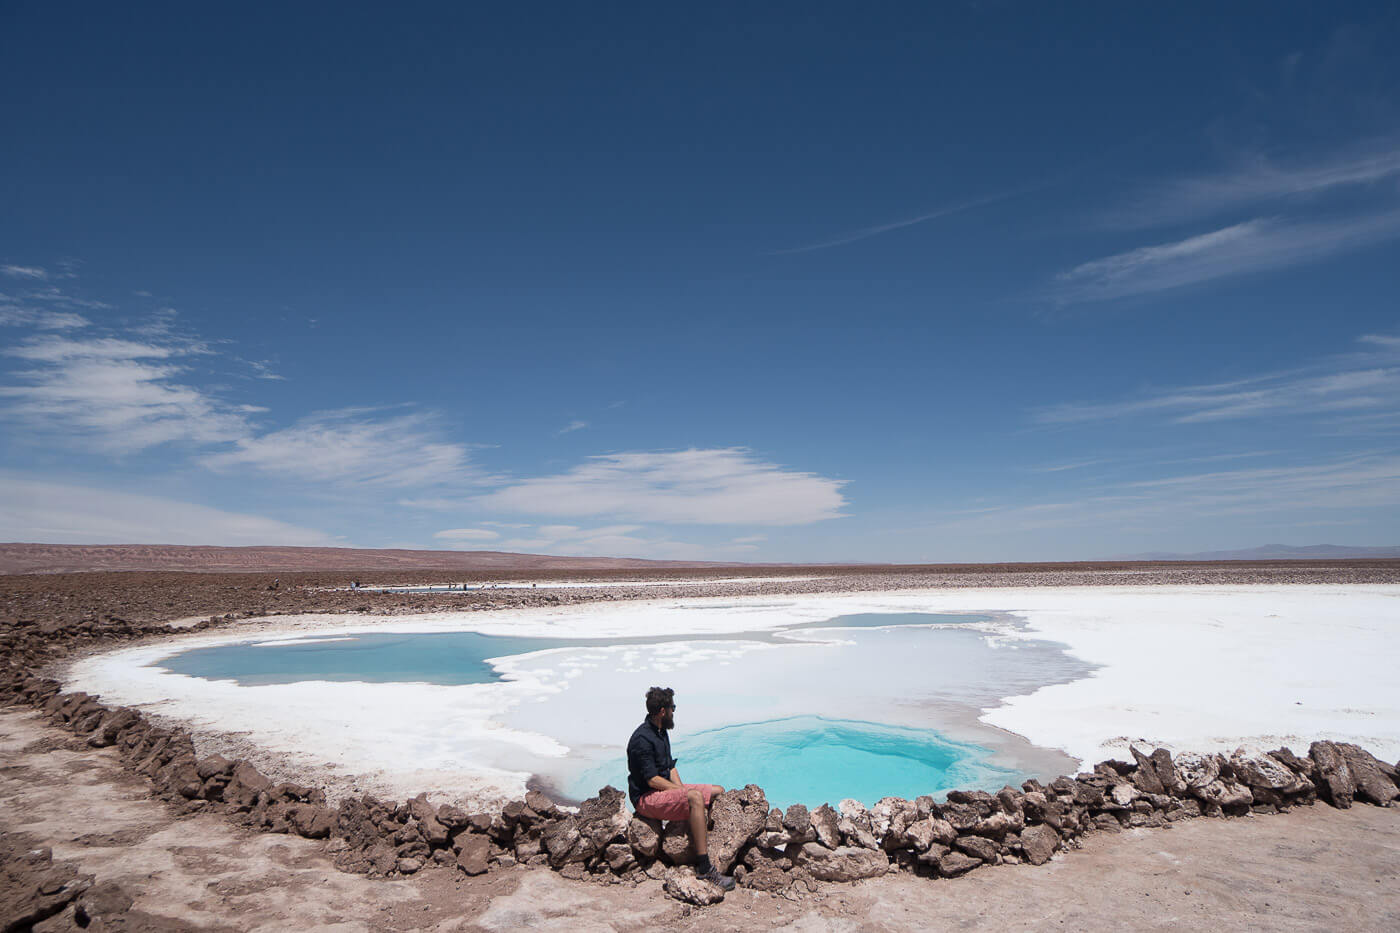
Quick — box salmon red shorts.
[635,784,714,821]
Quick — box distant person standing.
[626,686,735,889]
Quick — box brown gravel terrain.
[0,544,726,576]
[5,560,1399,636]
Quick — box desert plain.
[3,552,1400,931]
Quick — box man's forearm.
[648,774,682,792]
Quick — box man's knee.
[686,788,704,809]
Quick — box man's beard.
[661,709,674,730]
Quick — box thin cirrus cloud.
[922,452,1400,544]
[476,448,848,525]
[0,333,254,453]
[1036,333,1400,426]
[201,409,483,488]
[771,186,1033,255]
[1112,141,1400,228]
[432,527,501,543]
[0,305,90,330]
[1,264,49,280]
[495,523,762,560]
[1053,211,1400,303]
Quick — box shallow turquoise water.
[157,612,990,686]
[158,631,581,685]
[155,611,1048,808]
[568,715,1020,809]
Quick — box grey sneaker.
[698,867,736,891]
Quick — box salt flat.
[64,584,1400,808]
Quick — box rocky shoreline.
[7,668,1400,911]
[4,617,1400,915]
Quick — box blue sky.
[2,2,1398,562]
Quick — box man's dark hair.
[645,686,675,716]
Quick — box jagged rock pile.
[0,829,199,932]
[5,669,1399,908]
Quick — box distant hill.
[0,543,746,575]
[1117,544,1400,561]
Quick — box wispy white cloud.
[772,187,1029,255]
[1,265,49,280]
[0,474,337,546]
[20,286,113,310]
[476,448,847,525]
[235,358,285,381]
[495,522,758,560]
[1115,140,1400,228]
[557,419,589,435]
[921,452,1400,544]
[0,334,253,453]
[1038,334,1400,427]
[433,527,501,545]
[1028,458,1110,473]
[0,305,90,330]
[1054,211,1400,302]
[202,409,483,487]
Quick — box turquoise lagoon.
[155,612,1084,808]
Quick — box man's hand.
[649,767,683,790]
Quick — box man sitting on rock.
[627,685,735,890]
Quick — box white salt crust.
[64,584,1400,807]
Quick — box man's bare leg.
[686,788,709,857]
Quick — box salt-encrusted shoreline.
[59,584,1400,808]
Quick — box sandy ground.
[4,707,1398,932]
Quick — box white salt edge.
[64,584,1400,805]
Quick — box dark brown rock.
[456,834,490,876]
[1130,746,1165,794]
[525,789,558,817]
[408,793,450,846]
[195,754,233,781]
[1020,823,1060,865]
[1310,741,1355,808]
[72,881,135,924]
[810,803,841,849]
[626,816,662,859]
[575,786,630,850]
[224,760,271,809]
[436,804,470,829]
[604,842,635,872]
[795,843,889,881]
[1337,743,1400,805]
[707,786,769,873]
[954,835,998,862]
[542,817,590,867]
[782,803,812,838]
[936,850,982,877]
[86,708,140,747]
[738,861,792,893]
[660,821,694,865]
[289,804,336,839]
